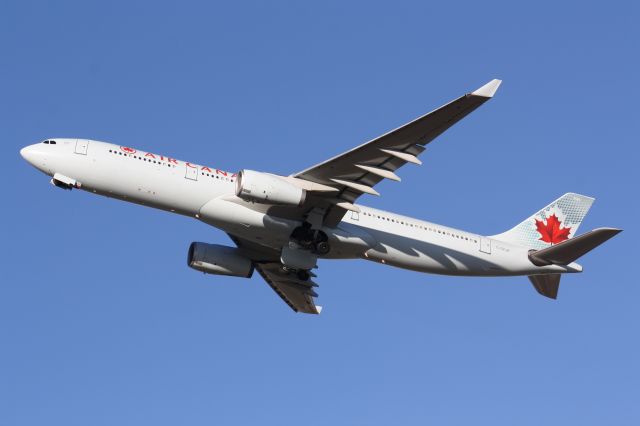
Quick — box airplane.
[20,79,621,314]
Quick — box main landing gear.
[290,222,331,255]
[282,222,330,282]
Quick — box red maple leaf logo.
[120,146,136,154]
[535,214,571,244]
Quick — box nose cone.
[20,144,45,170]
[20,145,34,163]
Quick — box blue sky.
[2,1,639,424]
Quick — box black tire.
[314,241,330,255]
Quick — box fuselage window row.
[360,211,477,243]
[108,149,175,168]
[107,149,235,182]
[201,172,233,182]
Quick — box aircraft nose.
[20,145,33,162]
[20,143,52,174]
[20,144,43,168]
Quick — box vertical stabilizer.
[492,193,594,250]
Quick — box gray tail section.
[527,227,622,299]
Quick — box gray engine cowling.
[235,169,306,206]
[187,242,254,278]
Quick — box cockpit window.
[43,140,49,144]
[43,140,57,145]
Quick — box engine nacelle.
[187,242,254,278]
[235,169,306,206]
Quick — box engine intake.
[187,242,254,278]
[235,169,306,206]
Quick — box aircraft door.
[75,139,89,155]
[479,237,491,254]
[185,163,198,181]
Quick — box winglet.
[471,79,502,98]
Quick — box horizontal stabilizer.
[528,274,561,299]
[529,228,622,266]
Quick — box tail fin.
[491,193,595,250]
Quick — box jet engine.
[187,242,254,278]
[235,169,306,206]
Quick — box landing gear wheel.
[314,241,330,255]
[297,270,311,281]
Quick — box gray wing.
[229,234,322,314]
[294,79,502,226]
[255,263,321,314]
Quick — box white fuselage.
[20,139,579,277]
